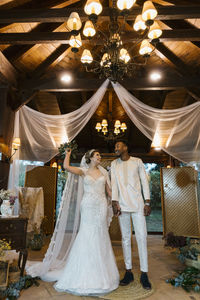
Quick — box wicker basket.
[0,261,9,291]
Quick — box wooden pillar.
[0,86,15,189]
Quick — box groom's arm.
[138,159,151,216]
[111,163,121,216]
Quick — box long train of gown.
[54,174,119,295]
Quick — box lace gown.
[54,174,119,295]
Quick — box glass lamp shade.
[119,48,130,63]
[67,12,82,31]
[83,21,96,37]
[114,128,120,135]
[148,21,162,39]
[102,119,108,126]
[114,120,121,128]
[95,122,102,131]
[121,122,127,131]
[142,1,157,21]
[117,0,136,10]
[12,137,21,149]
[84,0,103,15]
[69,34,82,48]
[81,49,93,64]
[133,14,146,31]
[100,53,110,66]
[102,126,108,134]
[139,39,154,55]
[52,162,58,168]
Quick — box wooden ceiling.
[0,0,200,154]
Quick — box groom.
[111,140,151,289]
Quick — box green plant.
[58,140,78,160]
[174,239,200,264]
[0,275,40,299]
[166,267,200,293]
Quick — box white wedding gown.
[54,173,119,295]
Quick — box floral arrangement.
[0,189,17,206]
[0,239,11,258]
[58,140,78,160]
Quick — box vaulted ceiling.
[0,0,200,154]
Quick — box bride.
[26,148,119,296]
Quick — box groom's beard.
[115,151,121,157]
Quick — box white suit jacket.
[111,157,150,212]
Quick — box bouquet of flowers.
[0,189,17,206]
[58,140,78,160]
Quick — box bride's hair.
[85,149,100,164]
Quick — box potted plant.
[0,189,17,217]
[0,239,11,290]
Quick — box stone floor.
[18,235,199,300]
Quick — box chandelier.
[67,0,162,82]
[95,118,127,141]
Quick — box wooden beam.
[0,6,199,23]
[30,45,70,78]
[18,75,200,92]
[12,90,37,111]
[0,29,200,44]
[154,42,200,101]
[0,51,18,86]
[154,42,192,76]
[162,19,200,49]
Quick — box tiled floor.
[18,235,199,300]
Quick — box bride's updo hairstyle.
[85,149,99,164]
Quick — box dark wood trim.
[0,6,199,23]
[0,29,200,44]
[19,76,200,92]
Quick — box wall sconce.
[5,137,21,162]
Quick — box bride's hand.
[65,148,72,155]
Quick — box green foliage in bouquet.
[58,140,78,160]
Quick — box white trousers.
[119,211,148,272]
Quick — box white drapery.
[112,82,200,163]
[9,79,200,191]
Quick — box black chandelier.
[95,118,127,141]
[67,0,162,82]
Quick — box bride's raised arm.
[63,148,84,176]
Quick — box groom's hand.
[144,204,151,216]
[112,201,121,217]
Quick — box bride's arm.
[106,182,112,198]
[63,149,84,176]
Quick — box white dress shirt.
[111,157,150,212]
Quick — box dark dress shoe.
[140,272,152,290]
[120,271,134,286]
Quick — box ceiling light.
[61,74,72,83]
[150,72,161,81]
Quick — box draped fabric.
[112,82,200,163]
[8,79,200,191]
[8,79,109,190]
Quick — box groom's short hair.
[115,139,129,150]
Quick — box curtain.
[112,82,200,163]
[8,79,200,191]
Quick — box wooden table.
[0,217,28,276]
